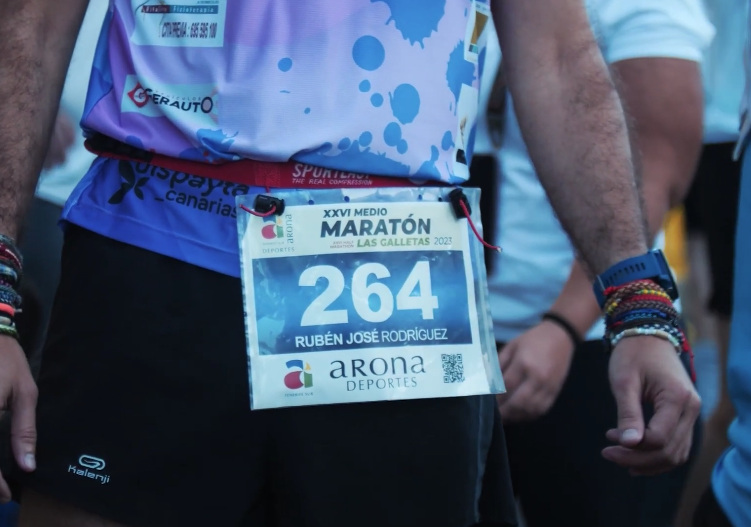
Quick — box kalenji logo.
[78,455,106,470]
[68,454,111,485]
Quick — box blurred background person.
[690,3,751,526]
[477,1,713,526]
[674,1,747,525]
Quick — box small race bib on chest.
[236,187,504,409]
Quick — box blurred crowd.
[2,0,748,526]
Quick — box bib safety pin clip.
[448,188,502,254]
[240,194,285,217]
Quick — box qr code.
[442,354,465,383]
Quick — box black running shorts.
[20,226,517,527]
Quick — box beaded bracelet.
[609,327,681,351]
[602,279,695,381]
[0,325,19,340]
[0,236,23,342]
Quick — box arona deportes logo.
[261,216,284,240]
[284,360,313,390]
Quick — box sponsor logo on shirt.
[121,75,218,122]
[131,0,225,48]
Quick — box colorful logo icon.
[284,360,313,390]
[261,216,284,240]
[127,82,151,108]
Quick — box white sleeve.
[589,0,715,63]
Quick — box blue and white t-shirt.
[63,0,493,275]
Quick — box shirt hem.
[62,203,241,277]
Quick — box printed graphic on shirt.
[450,0,488,175]
[71,0,496,277]
[121,75,219,125]
[86,0,490,183]
[130,0,227,48]
[466,0,490,61]
[453,84,479,174]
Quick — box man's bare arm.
[615,57,703,213]
[0,0,90,239]
[492,0,647,274]
[550,57,705,337]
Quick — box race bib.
[237,187,504,409]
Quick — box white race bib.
[237,187,505,409]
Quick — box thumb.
[11,381,38,472]
[611,374,645,447]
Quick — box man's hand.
[43,112,76,170]
[602,336,700,475]
[497,321,574,422]
[0,336,37,502]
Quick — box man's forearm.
[551,176,675,335]
[548,56,704,333]
[0,1,89,239]
[509,42,647,273]
[551,178,676,336]
[494,1,647,275]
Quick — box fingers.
[603,387,701,474]
[498,381,533,421]
[639,398,682,451]
[610,371,645,447]
[496,343,524,419]
[499,347,525,395]
[11,376,38,473]
[497,341,517,373]
[498,381,551,422]
[646,386,701,468]
[673,408,698,465]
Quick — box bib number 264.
[299,261,438,326]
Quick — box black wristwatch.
[593,249,678,308]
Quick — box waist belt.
[85,134,435,190]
